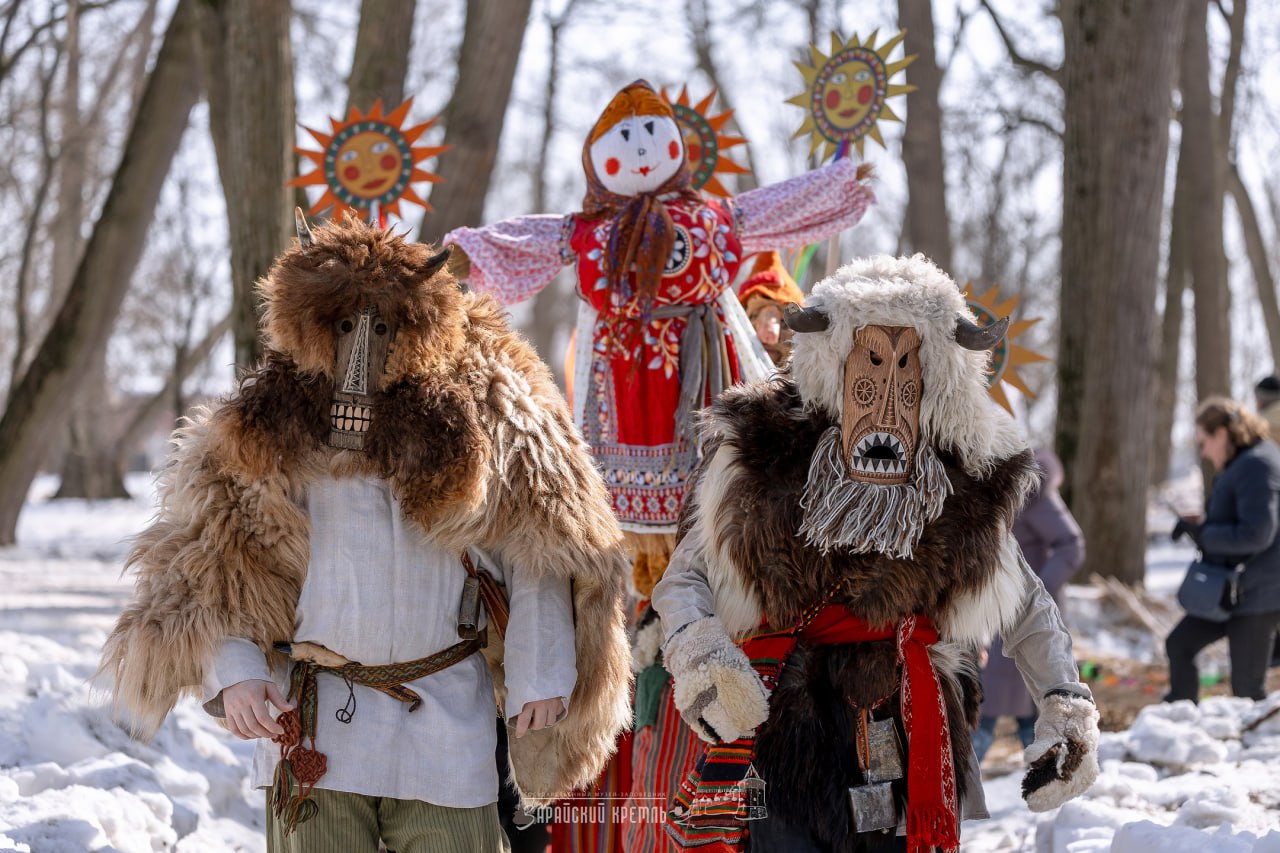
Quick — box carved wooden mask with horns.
[291,209,452,451]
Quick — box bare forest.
[1,0,1278,589]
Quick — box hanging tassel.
[270,758,294,819]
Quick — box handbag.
[1176,558,1243,622]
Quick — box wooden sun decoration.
[661,85,750,197]
[787,30,916,160]
[963,283,1050,415]
[289,98,448,222]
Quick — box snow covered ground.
[1,476,1278,851]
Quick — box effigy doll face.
[589,114,685,196]
[840,325,922,485]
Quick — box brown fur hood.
[100,220,631,805]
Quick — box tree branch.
[686,0,759,189]
[979,0,1062,85]
[113,312,231,459]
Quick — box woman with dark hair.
[1165,396,1280,702]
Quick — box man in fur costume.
[652,255,1100,852]
[99,214,632,852]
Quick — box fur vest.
[686,378,1037,840]
[100,295,632,806]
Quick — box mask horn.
[954,314,1009,351]
[295,207,313,248]
[424,245,452,278]
[783,302,831,333]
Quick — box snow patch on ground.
[2,475,1278,851]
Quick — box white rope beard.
[798,426,952,559]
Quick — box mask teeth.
[849,455,905,476]
[330,403,372,433]
[852,432,907,469]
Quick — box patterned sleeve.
[444,214,574,306]
[732,157,876,254]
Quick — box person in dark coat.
[1166,397,1280,703]
[973,448,1085,762]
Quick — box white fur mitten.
[663,616,769,743]
[1021,690,1101,811]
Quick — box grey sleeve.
[651,521,717,646]
[1000,554,1094,706]
[200,637,274,718]
[487,549,577,722]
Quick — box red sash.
[665,602,960,853]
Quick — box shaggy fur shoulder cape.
[688,377,1038,642]
[101,294,632,805]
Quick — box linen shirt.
[201,475,577,807]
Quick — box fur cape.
[99,219,632,805]
[684,378,1038,838]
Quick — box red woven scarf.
[666,602,960,853]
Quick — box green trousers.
[265,788,511,853]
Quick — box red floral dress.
[444,157,875,534]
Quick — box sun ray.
[288,97,448,222]
[788,29,916,161]
[963,282,1051,414]
[661,85,751,197]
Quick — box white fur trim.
[788,254,1028,478]
[927,639,977,694]
[632,617,664,672]
[1023,692,1101,812]
[695,444,765,637]
[939,532,1030,645]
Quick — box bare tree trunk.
[347,0,415,112]
[416,0,534,240]
[1226,164,1280,363]
[197,0,295,371]
[686,0,758,190]
[526,1,577,382]
[8,54,59,399]
[1181,0,1230,402]
[1059,0,1185,585]
[54,360,129,500]
[1151,174,1189,487]
[0,0,201,544]
[50,0,83,305]
[52,1,125,501]
[897,0,953,272]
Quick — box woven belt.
[270,635,485,834]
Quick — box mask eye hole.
[644,120,655,134]
[898,354,909,369]
[620,128,630,142]
[339,319,354,334]
[869,352,883,366]
[374,322,388,336]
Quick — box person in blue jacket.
[1166,397,1280,702]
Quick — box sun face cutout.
[963,283,1051,415]
[661,86,749,197]
[788,30,916,160]
[290,98,448,221]
[589,113,685,196]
